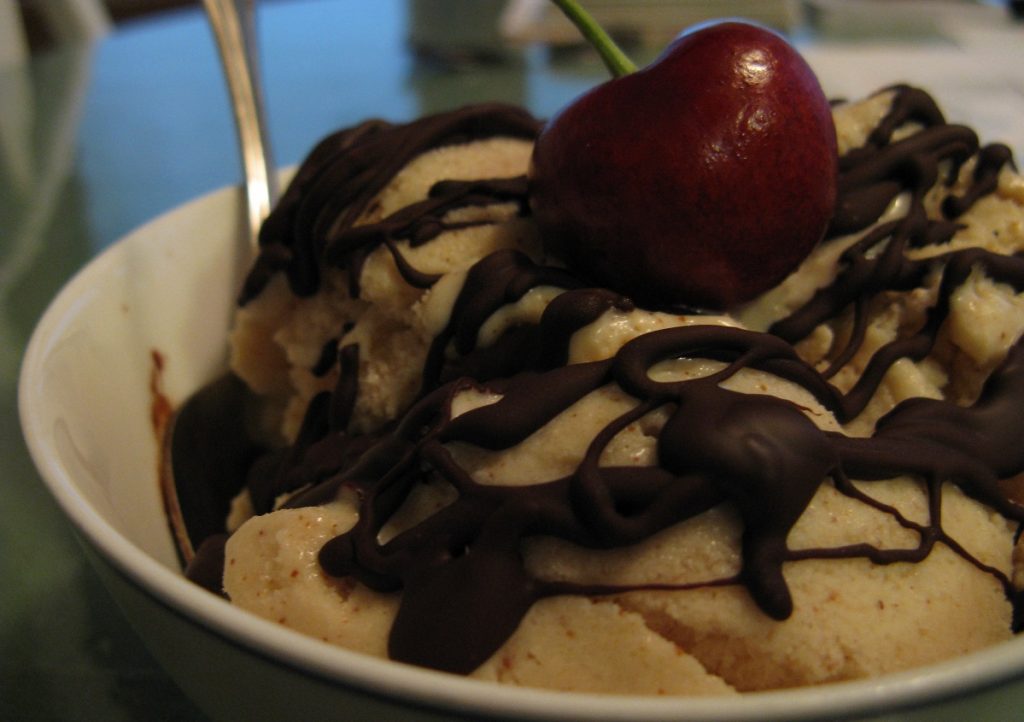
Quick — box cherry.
[529,5,838,310]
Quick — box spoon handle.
[203,0,278,246]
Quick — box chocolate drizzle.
[238,104,540,304]
[194,90,1024,675]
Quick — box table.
[2,1,1023,719]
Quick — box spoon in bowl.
[203,0,278,242]
[162,0,278,568]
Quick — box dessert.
[531,20,838,308]
[177,17,1024,696]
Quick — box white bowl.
[19,183,1024,721]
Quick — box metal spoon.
[203,0,278,243]
[162,0,277,567]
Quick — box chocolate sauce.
[171,373,266,556]
[238,105,540,304]
[185,90,1024,675]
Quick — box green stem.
[549,0,638,77]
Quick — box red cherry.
[529,21,838,310]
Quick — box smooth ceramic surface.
[19,172,1024,721]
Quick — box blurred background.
[6,0,1023,246]
[14,0,1024,54]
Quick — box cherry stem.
[549,0,638,77]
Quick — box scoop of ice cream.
[230,128,542,442]
[212,86,1024,693]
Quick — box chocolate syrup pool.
[180,87,1024,676]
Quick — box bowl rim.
[18,182,1024,721]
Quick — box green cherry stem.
[549,0,638,77]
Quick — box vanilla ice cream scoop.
[180,86,1024,693]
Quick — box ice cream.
[180,84,1024,695]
